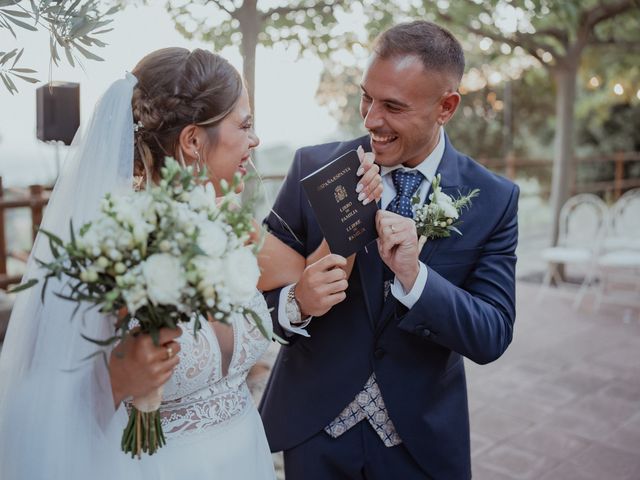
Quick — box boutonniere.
[412,174,480,250]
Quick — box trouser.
[283,420,431,479]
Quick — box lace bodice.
[159,291,272,438]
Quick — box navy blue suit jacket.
[259,134,519,479]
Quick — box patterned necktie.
[387,169,424,218]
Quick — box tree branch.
[262,0,345,21]
[587,38,640,51]
[534,27,569,45]
[580,0,635,32]
[209,0,235,18]
[434,10,558,65]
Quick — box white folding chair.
[603,188,640,252]
[538,194,609,308]
[593,189,640,313]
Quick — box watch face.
[285,291,302,324]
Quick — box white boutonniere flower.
[412,174,480,250]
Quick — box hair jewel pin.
[133,120,144,132]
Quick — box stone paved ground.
[468,282,640,480]
[250,279,640,480]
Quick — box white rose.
[194,256,224,287]
[222,247,260,303]
[142,253,186,306]
[188,183,216,211]
[197,220,227,258]
[438,200,458,219]
[430,188,459,220]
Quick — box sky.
[0,2,342,187]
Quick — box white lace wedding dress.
[131,291,276,479]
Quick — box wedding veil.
[0,73,142,479]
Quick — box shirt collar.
[380,127,445,184]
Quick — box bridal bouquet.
[12,158,267,458]
[412,174,480,250]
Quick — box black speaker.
[36,82,80,146]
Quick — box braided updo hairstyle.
[131,47,243,182]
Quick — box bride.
[0,48,381,479]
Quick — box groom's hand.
[295,254,349,317]
[376,210,420,292]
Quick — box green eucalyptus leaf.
[2,12,37,30]
[10,47,23,68]
[7,278,38,293]
[65,0,83,17]
[80,333,120,347]
[64,46,75,66]
[0,15,17,38]
[2,9,31,18]
[10,66,36,73]
[10,73,38,83]
[0,48,17,65]
[0,72,16,94]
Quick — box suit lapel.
[375,134,463,335]
[415,134,462,266]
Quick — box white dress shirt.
[279,128,445,334]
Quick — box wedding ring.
[165,346,174,360]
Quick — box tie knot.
[387,169,424,218]
[391,169,423,199]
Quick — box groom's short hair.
[373,21,465,86]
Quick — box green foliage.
[316,0,639,162]
[0,0,120,94]
[166,0,350,58]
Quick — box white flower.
[188,183,216,211]
[122,284,148,314]
[142,253,186,306]
[193,256,224,287]
[429,186,459,220]
[117,231,134,250]
[221,247,260,303]
[80,268,98,283]
[96,256,110,269]
[173,203,198,236]
[112,192,155,228]
[197,220,228,258]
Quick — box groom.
[260,21,519,479]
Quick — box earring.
[194,150,202,173]
[178,149,187,168]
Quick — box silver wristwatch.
[285,286,307,326]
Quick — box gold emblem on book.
[334,185,347,203]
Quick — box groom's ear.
[437,91,461,126]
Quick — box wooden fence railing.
[477,152,640,200]
[0,178,50,289]
[1,151,638,290]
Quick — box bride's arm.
[256,233,357,292]
[256,228,306,291]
